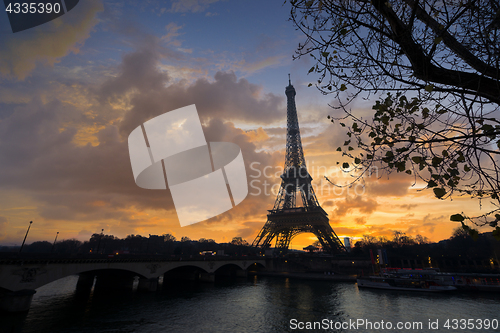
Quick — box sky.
[0,0,491,249]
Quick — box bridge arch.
[1,265,149,292]
[162,264,210,283]
[214,263,245,277]
[159,264,208,277]
[247,262,266,272]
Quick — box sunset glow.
[0,0,488,249]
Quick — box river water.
[1,275,500,333]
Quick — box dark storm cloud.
[117,71,285,137]
[0,43,283,225]
[98,48,171,101]
[92,40,284,137]
[0,98,175,219]
[0,105,278,222]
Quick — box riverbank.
[252,271,357,282]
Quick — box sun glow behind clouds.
[0,0,476,248]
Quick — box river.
[1,275,500,332]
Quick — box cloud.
[98,47,170,102]
[161,22,184,47]
[238,55,288,74]
[355,216,367,225]
[245,127,269,142]
[0,44,284,234]
[117,71,285,137]
[365,178,411,197]
[423,214,445,223]
[0,103,278,224]
[407,220,438,235]
[0,98,175,218]
[0,27,288,243]
[399,203,418,210]
[322,200,334,207]
[168,0,221,13]
[234,222,258,240]
[331,196,378,218]
[0,0,103,80]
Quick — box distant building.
[344,237,351,252]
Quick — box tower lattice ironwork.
[252,76,345,254]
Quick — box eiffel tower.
[252,76,345,254]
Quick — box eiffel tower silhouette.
[252,76,345,254]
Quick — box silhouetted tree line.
[0,235,257,256]
[349,229,500,265]
[0,239,83,254]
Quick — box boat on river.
[377,268,500,292]
[430,272,500,291]
[357,276,456,292]
[357,269,456,292]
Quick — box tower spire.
[252,78,345,254]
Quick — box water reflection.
[1,276,500,333]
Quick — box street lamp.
[19,221,32,253]
[51,232,59,253]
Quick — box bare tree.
[231,237,249,246]
[415,234,430,244]
[162,233,176,242]
[452,226,471,239]
[289,0,500,234]
[309,239,323,250]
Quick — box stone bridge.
[0,256,267,312]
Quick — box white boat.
[373,268,500,292]
[357,275,457,292]
[433,272,500,291]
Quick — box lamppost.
[51,232,59,253]
[19,221,32,253]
